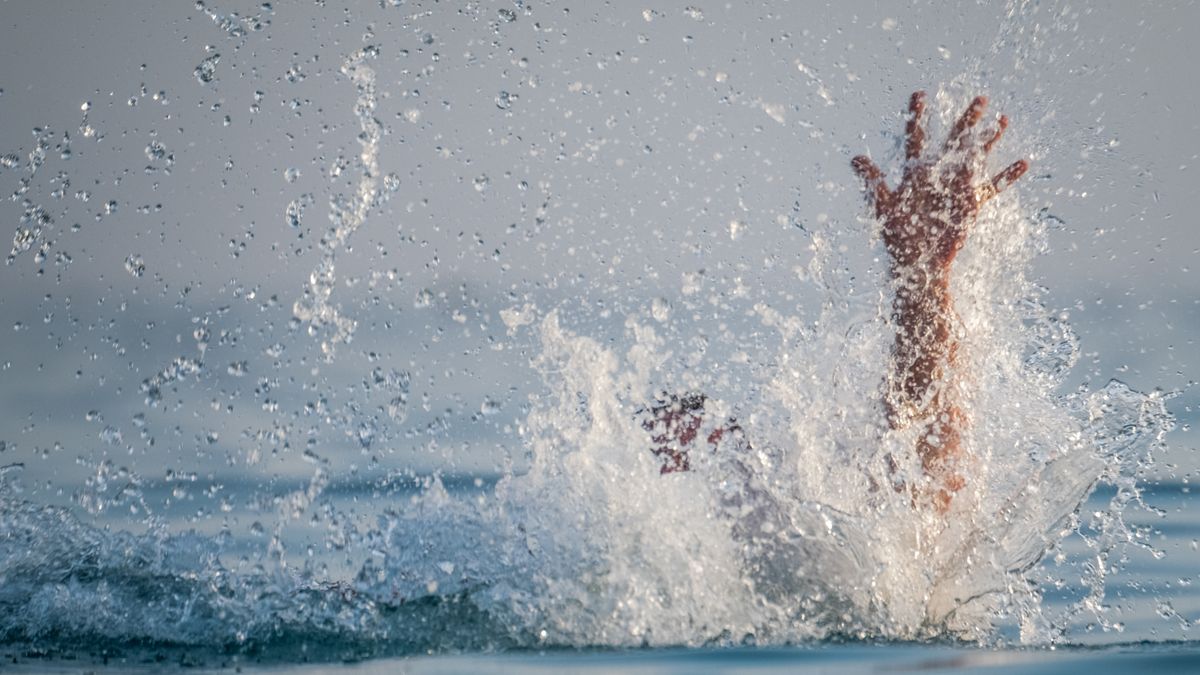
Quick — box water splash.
[291,45,386,360]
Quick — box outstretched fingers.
[977,159,1029,203]
[905,91,927,161]
[945,95,988,152]
[852,155,892,212]
[982,114,1009,154]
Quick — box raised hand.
[852,92,1029,512]
[852,92,1028,272]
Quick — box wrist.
[890,263,952,310]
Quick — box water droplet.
[473,175,490,192]
[285,194,312,229]
[481,397,502,416]
[651,297,671,322]
[145,141,166,161]
[99,426,122,446]
[383,172,401,192]
[495,90,517,110]
[414,289,434,308]
[683,6,704,20]
[124,254,145,278]
[195,53,221,84]
[284,167,301,183]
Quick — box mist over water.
[0,0,1194,664]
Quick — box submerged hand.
[852,92,1028,272]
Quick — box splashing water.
[0,1,1186,664]
[291,45,390,360]
[0,179,1172,654]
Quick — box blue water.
[5,642,1200,673]
[1,481,1195,672]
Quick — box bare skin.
[852,92,1028,511]
[645,92,1028,514]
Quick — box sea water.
[0,1,1196,672]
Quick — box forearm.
[886,264,959,427]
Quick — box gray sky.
[0,0,1197,511]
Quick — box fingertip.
[997,114,1009,130]
[909,91,926,113]
[851,155,875,176]
[969,95,988,121]
[1012,159,1029,178]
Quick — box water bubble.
[124,254,145,278]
